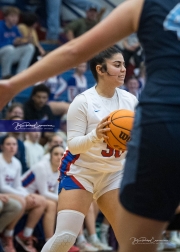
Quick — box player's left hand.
[96,115,111,139]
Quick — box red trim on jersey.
[71,175,85,190]
[65,153,80,175]
[58,150,69,171]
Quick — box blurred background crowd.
[0,1,148,252]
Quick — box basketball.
[104,109,134,151]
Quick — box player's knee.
[41,210,85,252]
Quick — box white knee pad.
[41,210,85,252]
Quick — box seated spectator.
[45,0,102,41]
[122,33,143,68]
[67,62,88,102]
[64,4,99,41]
[0,103,24,136]
[0,116,29,174]
[0,6,35,78]
[0,193,22,252]
[18,12,46,65]
[27,81,69,118]
[5,102,24,119]
[43,131,67,150]
[124,76,141,99]
[22,145,64,241]
[24,132,44,168]
[44,74,67,101]
[42,77,70,117]
[43,133,64,160]
[23,84,55,120]
[0,135,46,252]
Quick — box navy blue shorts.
[120,105,180,221]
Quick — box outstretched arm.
[0,0,144,110]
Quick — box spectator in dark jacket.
[24,84,55,120]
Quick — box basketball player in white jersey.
[40,46,138,252]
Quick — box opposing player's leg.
[97,189,167,252]
[41,188,93,252]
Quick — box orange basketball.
[104,109,134,151]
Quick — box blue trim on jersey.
[58,175,85,194]
[59,150,80,177]
[22,172,35,187]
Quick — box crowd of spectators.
[0,2,152,252]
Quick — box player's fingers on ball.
[100,121,109,128]
[104,121,111,126]
[103,135,109,139]
[103,127,110,132]
[101,115,110,123]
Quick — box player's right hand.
[96,115,111,139]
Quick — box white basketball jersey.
[70,86,138,173]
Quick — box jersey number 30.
[101,144,123,158]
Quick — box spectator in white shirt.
[43,133,65,161]
[21,145,64,242]
[24,132,44,168]
[0,135,46,252]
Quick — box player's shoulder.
[73,86,94,101]
[117,88,137,99]
[116,88,138,107]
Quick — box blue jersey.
[138,0,180,109]
[0,20,21,48]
